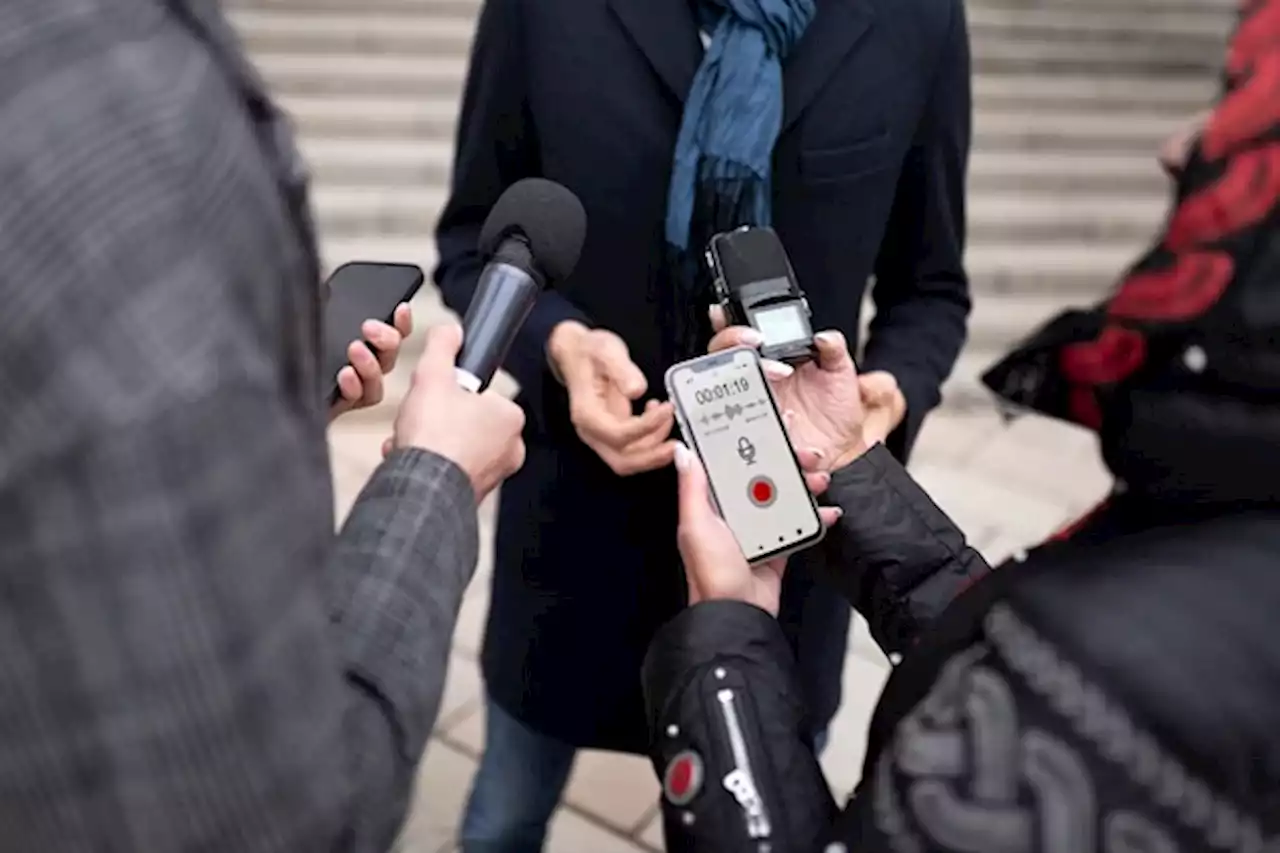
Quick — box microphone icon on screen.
[736,436,757,466]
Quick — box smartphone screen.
[322,261,425,402]
[666,347,824,563]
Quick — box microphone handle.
[456,257,542,392]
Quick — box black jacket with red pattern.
[983,0,1280,507]
[642,445,1280,852]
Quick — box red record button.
[663,750,704,806]
[748,475,776,507]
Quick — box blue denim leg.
[459,696,577,853]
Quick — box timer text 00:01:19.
[694,377,751,406]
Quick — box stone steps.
[231,7,1227,69]
[227,0,1230,413]
[971,73,1216,115]
[300,137,1172,198]
[309,184,1165,245]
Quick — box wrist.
[831,436,871,471]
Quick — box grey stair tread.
[231,7,1225,63]
[300,138,454,184]
[967,150,1171,194]
[252,53,467,97]
[961,242,1140,296]
[972,73,1216,113]
[277,93,460,138]
[967,6,1235,39]
[965,294,1082,348]
[972,38,1223,74]
[976,110,1200,152]
[233,0,1229,413]
[301,139,1174,197]
[307,184,1165,244]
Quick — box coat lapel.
[782,0,875,133]
[607,0,703,104]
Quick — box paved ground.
[327,298,1115,852]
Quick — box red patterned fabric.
[983,0,1280,440]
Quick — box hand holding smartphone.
[323,261,426,406]
[666,347,824,564]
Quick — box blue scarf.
[663,0,815,357]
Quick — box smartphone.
[322,261,425,403]
[666,347,824,563]
[705,226,817,365]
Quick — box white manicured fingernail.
[674,442,693,471]
[762,360,794,379]
[740,329,764,346]
[815,332,840,346]
[810,447,825,459]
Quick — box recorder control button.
[748,476,776,507]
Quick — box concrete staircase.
[226,0,1234,410]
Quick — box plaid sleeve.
[0,3,477,850]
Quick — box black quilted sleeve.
[820,444,992,655]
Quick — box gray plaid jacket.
[0,1,478,850]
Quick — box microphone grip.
[456,260,541,392]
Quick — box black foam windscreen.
[478,178,587,284]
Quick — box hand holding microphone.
[387,178,598,499]
[393,322,526,502]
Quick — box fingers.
[707,325,762,354]
[761,359,794,381]
[414,322,464,386]
[804,469,831,497]
[381,436,394,459]
[818,506,843,528]
[360,320,400,373]
[393,302,414,338]
[573,397,674,448]
[708,304,728,333]
[335,365,362,405]
[593,333,648,400]
[337,340,385,408]
[674,442,716,523]
[794,447,827,472]
[610,439,678,475]
[813,330,856,374]
[859,371,901,410]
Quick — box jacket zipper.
[716,687,772,840]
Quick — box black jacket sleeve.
[642,601,837,853]
[863,0,972,457]
[821,444,991,656]
[642,446,991,852]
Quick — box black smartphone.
[665,346,824,564]
[705,226,817,365]
[323,261,425,404]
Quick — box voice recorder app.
[669,348,822,561]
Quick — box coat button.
[663,750,704,807]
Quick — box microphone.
[455,178,588,392]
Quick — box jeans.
[459,695,830,853]
[459,698,577,853]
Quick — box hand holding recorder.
[707,307,870,470]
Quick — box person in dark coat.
[434,0,971,846]
[642,4,1280,847]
